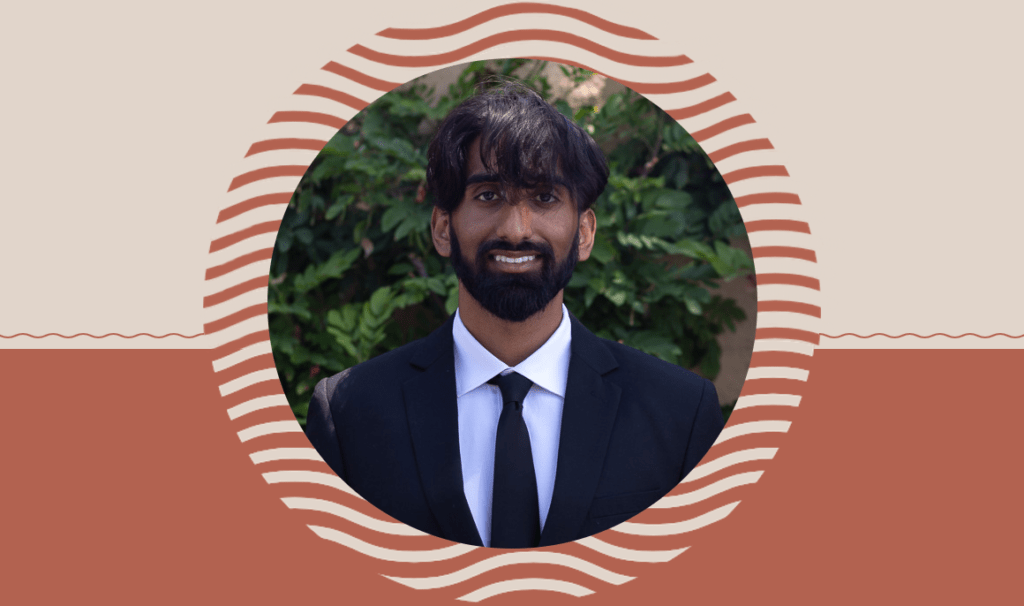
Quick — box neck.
[457,285,564,367]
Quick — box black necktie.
[488,371,540,548]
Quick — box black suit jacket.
[305,314,723,546]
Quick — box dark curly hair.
[426,80,609,214]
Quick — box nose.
[494,198,534,243]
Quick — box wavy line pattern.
[202,3,819,601]
[0,332,204,339]
[821,333,1024,339]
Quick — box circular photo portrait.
[269,60,756,548]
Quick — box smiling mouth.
[492,254,537,264]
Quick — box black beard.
[449,227,580,323]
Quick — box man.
[305,81,724,548]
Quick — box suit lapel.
[403,315,483,546]
[540,315,621,546]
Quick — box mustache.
[475,239,554,260]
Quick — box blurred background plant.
[269,59,754,426]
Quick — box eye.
[475,189,501,202]
[536,192,558,204]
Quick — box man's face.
[433,138,596,322]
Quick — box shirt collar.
[453,304,572,398]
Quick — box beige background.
[1,0,1021,349]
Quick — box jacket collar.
[403,312,621,547]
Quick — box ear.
[431,206,452,258]
[576,208,597,262]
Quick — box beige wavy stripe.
[682,448,778,484]
[612,501,740,536]
[308,525,477,562]
[716,420,791,444]
[652,471,764,508]
[384,551,634,590]
[457,578,595,602]
[227,394,291,420]
[236,420,304,443]
[249,447,322,465]
[283,497,427,536]
[262,469,362,497]
[574,536,688,562]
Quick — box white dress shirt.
[453,304,572,547]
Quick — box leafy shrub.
[269,60,752,425]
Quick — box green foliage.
[268,60,751,425]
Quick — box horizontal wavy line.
[245,138,327,158]
[268,111,347,130]
[216,193,291,224]
[458,578,594,602]
[0,332,203,339]
[384,552,632,590]
[665,92,735,120]
[613,501,739,536]
[744,219,811,234]
[284,497,426,536]
[574,536,687,562]
[522,56,717,95]
[708,138,774,163]
[691,114,755,142]
[821,332,1024,339]
[228,165,307,192]
[294,83,369,111]
[263,469,361,497]
[684,447,777,484]
[722,164,789,184]
[654,471,763,508]
[377,3,656,41]
[349,30,691,68]
[309,525,477,562]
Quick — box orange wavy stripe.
[722,165,789,185]
[691,114,755,142]
[204,277,268,309]
[744,219,810,234]
[205,248,274,280]
[204,303,268,335]
[212,330,270,359]
[377,3,657,41]
[821,332,1024,339]
[245,138,327,158]
[268,111,347,130]
[755,327,820,344]
[209,221,281,254]
[294,84,369,111]
[321,61,402,91]
[228,166,308,193]
[751,246,817,262]
[756,300,822,318]
[217,193,291,224]
[735,192,802,208]
[756,273,820,290]
[349,30,691,68]
[665,92,735,120]
[0,332,203,339]
[524,56,716,94]
[707,138,774,163]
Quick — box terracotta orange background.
[3,349,1019,604]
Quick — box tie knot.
[488,371,534,409]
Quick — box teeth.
[493,255,536,264]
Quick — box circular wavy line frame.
[202,5,819,602]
